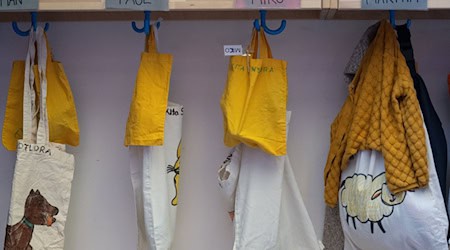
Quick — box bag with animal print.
[129,102,183,250]
[339,122,448,250]
[127,20,182,250]
[4,27,75,250]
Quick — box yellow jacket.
[324,20,428,207]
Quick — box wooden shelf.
[0,0,448,21]
[39,0,104,10]
[0,10,324,22]
[34,0,450,11]
[35,0,321,11]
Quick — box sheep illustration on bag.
[340,172,406,234]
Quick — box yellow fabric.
[324,20,428,207]
[2,33,79,150]
[221,29,287,156]
[125,28,173,146]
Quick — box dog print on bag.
[167,140,181,206]
[340,173,406,234]
[4,189,59,250]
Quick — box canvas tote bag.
[129,102,183,250]
[2,31,79,151]
[218,112,323,250]
[128,23,183,250]
[220,29,287,156]
[4,27,75,250]
[339,122,448,250]
[125,22,173,146]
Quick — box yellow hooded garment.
[324,20,428,207]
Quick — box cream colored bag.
[339,123,448,250]
[129,102,183,250]
[127,21,183,250]
[218,112,323,250]
[4,27,75,250]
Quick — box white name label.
[224,45,243,56]
[362,0,427,10]
[105,0,168,11]
[0,0,38,11]
[235,0,300,9]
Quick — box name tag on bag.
[224,45,243,56]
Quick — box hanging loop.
[253,10,286,35]
[389,10,411,28]
[132,11,161,35]
[12,12,50,37]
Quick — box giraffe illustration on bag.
[167,140,181,206]
[4,189,59,250]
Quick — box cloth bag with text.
[221,28,287,156]
[125,23,183,250]
[4,27,75,250]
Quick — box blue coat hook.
[253,10,286,35]
[132,11,160,35]
[389,10,411,28]
[12,12,49,36]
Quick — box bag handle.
[248,29,258,58]
[258,29,272,59]
[249,28,273,59]
[144,21,161,53]
[35,27,50,144]
[22,29,37,143]
[44,32,55,64]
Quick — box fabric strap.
[145,19,162,53]
[35,27,50,144]
[249,29,273,59]
[22,29,36,142]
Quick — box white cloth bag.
[4,27,75,250]
[218,112,323,250]
[129,102,183,250]
[339,123,448,250]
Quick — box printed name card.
[235,0,300,9]
[0,0,38,11]
[105,0,168,11]
[362,0,427,10]
[224,45,243,56]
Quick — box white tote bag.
[218,112,323,250]
[4,27,75,250]
[129,102,183,250]
[339,123,448,250]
